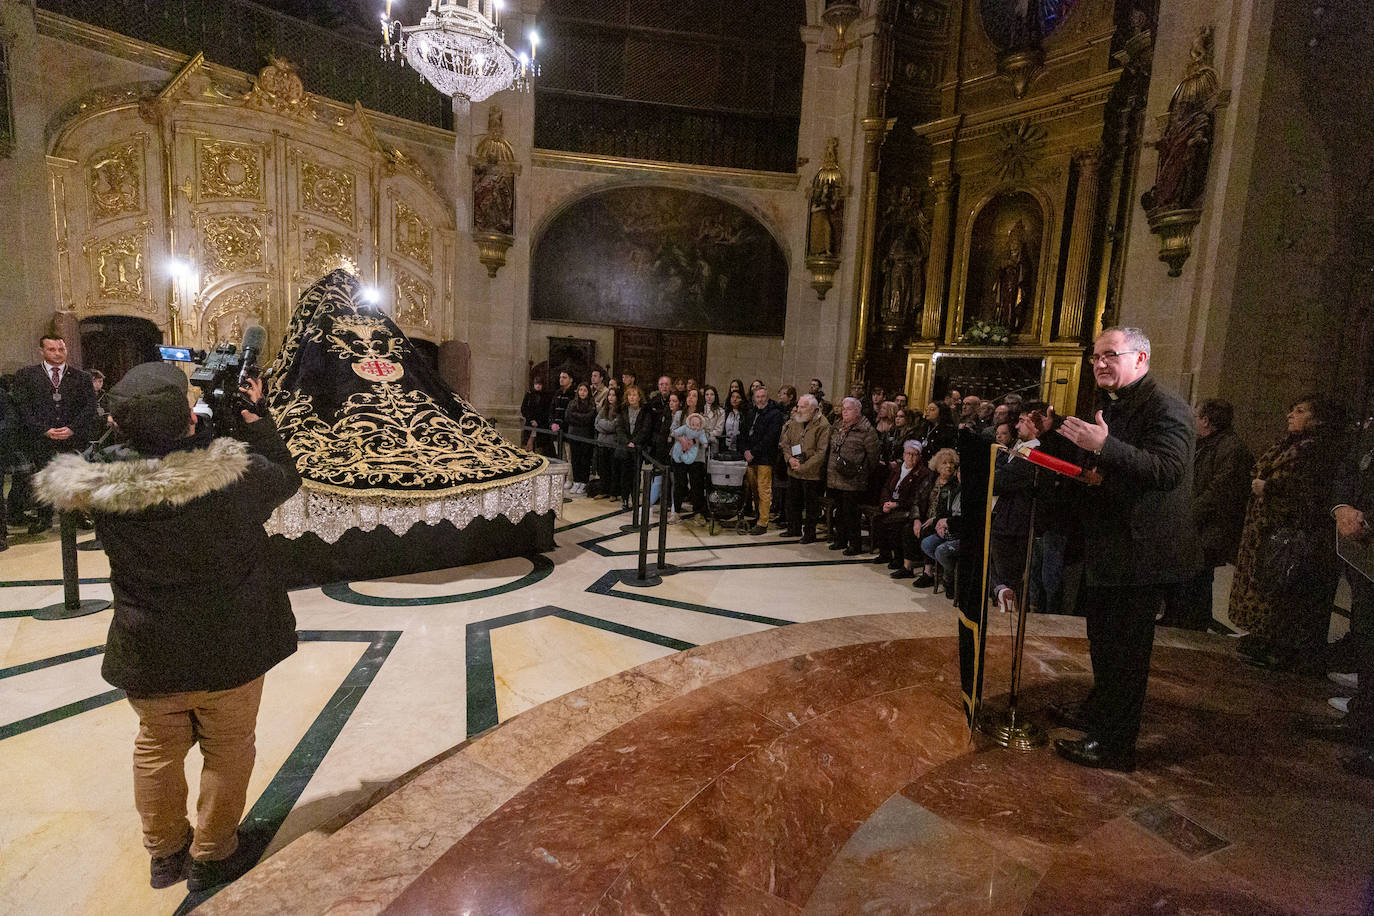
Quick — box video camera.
[158,324,267,436]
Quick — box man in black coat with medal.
[13,333,98,533]
[1051,327,1201,770]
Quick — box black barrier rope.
[523,423,678,587]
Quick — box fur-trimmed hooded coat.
[35,418,301,696]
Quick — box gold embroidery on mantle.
[269,271,545,498]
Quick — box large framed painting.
[532,186,788,335]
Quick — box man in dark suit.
[1051,327,1201,770]
[1311,422,1374,778]
[13,333,98,533]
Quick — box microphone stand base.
[977,707,1048,751]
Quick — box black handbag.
[1254,525,1323,595]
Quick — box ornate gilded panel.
[87,230,148,309]
[392,200,433,271]
[393,267,433,331]
[300,160,356,227]
[299,226,358,283]
[204,283,270,346]
[201,215,265,276]
[87,139,144,222]
[198,139,264,201]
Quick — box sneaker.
[187,839,259,893]
[799,532,817,544]
[996,586,1018,615]
[890,567,914,580]
[749,525,767,535]
[563,478,573,490]
[1330,672,1358,690]
[1330,696,1352,714]
[842,546,862,556]
[150,830,193,889]
[912,572,935,588]
[828,541,848,551]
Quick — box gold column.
[1057,146,1104,342]
[845,13,896,391]
[919,174,957,340]
[847,116,894,388]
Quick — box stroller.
[704,454,748,535]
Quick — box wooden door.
[613,328,706,388]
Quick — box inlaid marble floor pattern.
[1,499,1367,914]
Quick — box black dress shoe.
[783,529,802,538]
[26,520,50,536]
[890,567,914,580]
[150,830,193,889]
[1345,749,1374,779]
[872,553,891,564]
[799,532,817,544]
[1047,701,1095,731]
[912,572,935,588]
[828,541,848,551]
[748,525,768,535]
[887,557,903,570]
[1054,736,1136,772]
[842,546,862,556]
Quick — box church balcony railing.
[534,89,799,174]
[36,0,452,131]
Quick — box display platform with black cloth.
[264,270,562,587]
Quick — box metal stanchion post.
[34,512,111,620]
[656,470,671,569]
[978,467,1048,750]
[620,452,643,534]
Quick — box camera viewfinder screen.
[158,346,194,362]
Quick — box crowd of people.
[521,336,1374,777]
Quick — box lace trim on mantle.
[267,464,567,544]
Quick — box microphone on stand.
[983,377,1068,404]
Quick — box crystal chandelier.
[380,0,537,105]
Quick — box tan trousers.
[746,463,773,528]
[127,675,264,861]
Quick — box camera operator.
[35,362,301,893]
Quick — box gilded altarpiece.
[46,56,455,354]
[897,0,1122,417]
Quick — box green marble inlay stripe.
[0,688,125,740]
[585,570,795,627]
[0,644,105,679]
[465,605,697,739]
[178,629,402,912]
[320,554,555,606]
[576,528,806,558]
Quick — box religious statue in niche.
[807,138,845,258]
[472,107,516,236]
[876,185,930,330]
[1140,25,1220,276]
[1142,26,1218,213]
[990,220,1033,331]
[964,190,1042,338]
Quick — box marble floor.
[0,497,1366,914]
